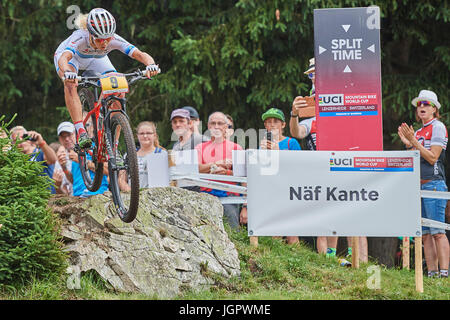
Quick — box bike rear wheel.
[107,112,139,223]
[78,88,104,192]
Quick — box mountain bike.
[75,69,151,223]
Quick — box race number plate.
[100,73,129,94]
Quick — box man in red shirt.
[196,112,243,230]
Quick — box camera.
[22,133,37,142]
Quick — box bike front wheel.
[107,112,140,223]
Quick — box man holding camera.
[10,126,57,192]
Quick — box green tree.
[0,116,66,288]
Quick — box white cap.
[411,90,441,109]
[57,121,75,136]
[304,57,315,74]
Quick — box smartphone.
[266,131,272,142]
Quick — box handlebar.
[64,69,156,87]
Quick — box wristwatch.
[290,111,298,118]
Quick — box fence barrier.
[170,170,449,293]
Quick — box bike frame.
[83,92,129,164]
[78,70,146,164]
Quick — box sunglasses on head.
[417,100,435,107]
[307,72,315,80]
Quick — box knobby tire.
[108,112,139,223]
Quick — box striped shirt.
[414,118,448,180]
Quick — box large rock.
[49,187,241,298]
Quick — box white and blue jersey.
[54,29,137,74]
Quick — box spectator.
[398,89,448,278]
[289,57,317,150]
[171,108,208,193]
[0,127,11,152]
[10,126,57,193]
[182,105,203,136]
[260,107,301,244]
[56,121,76,193]
[260,108,301,151]
[49,142,72,195]
[119,121,167,191]
[195,112,243,230]
[172,108,209,151]
[289,58,368,262]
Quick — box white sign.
[247,150,421,237]
[146,153,170,187]
[232,150,247,177]
[171,150,199,187]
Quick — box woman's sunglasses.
[416,100,435,107]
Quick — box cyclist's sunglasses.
[307,72,315,80]
[92,36,112,43]
[416,100,435,107]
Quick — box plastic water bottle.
[338,258,352,267]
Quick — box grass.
[1,226,449,300]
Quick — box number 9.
[110,77,119,88]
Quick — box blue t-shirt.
[31,148,56,194]
[71,153,109,197]
[278,137,301,150]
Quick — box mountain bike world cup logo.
[318,94,344,106]
[329,153,353,167]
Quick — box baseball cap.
[181,106,200,119]
[261,108,285,122]
[57,121,75,136]
[170,109,191,121]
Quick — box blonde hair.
[75,13,88,30]
[136,121,164,150]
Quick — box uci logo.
[330,158,353,166]
[318,94,344,106]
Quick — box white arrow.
[343,65,352,73]
[342,24,351,32]
[319,46,327,54]
[367,44,375,53]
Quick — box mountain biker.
[54,8,160,149]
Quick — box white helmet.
[87,8,116,39]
